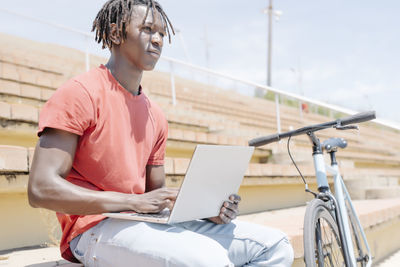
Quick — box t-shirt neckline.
[100,64,144,100]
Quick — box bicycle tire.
[304,199,346,267]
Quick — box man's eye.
[159,32,165,38]
[142,26,152,33]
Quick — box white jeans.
[70,218,293,267]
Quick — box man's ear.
[109,23,121,45]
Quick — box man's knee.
[233,221,294,266]
[270,237,294,267]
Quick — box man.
[28,0,294,266]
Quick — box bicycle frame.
[313,152,373,267]
[248,111,377,267]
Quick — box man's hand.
[207,194,241,224]
[133,187,179,213]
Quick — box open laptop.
[102,144,254,224]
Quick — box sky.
[0,0,399,124]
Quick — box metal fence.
[1,8,399,132]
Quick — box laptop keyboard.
[128,209,171,219]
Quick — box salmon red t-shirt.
[37,65,168,262]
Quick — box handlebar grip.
[248,133,280,147]
[340,111,376,126]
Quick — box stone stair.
[344,176,400,200]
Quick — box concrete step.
[0,246,82,266]
[377,249,400,267]
[366,186,400,199]
[0,101,39,124]
[344,177,399,200]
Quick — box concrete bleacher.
[1,32,400,265]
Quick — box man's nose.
[151,32,163,48]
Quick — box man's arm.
[28,128,177,215]
[145,165,166,192]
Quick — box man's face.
[117,5,166,71]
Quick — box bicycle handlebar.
[339,111,376,126]
[248,111,376,147]
[248,133,280,147]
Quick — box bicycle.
[249,111,376,267]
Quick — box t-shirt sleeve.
[38,80,95,137]
[147,116,168,166]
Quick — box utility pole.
[263,0,282,133]
[264,0,282,86]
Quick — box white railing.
[1,8,399,132]
[161,56,400,131]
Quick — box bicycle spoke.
[327,225,340,266]
[323,221,337,266]
[317,216,345,266]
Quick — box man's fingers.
[229,194,241,203]
[223,201,239,213]
[165,199,175,210]
[169,188,179,197]
[156,199,174,212]
[160,188,179,200]
[219,213,231,224]
[167,193,177,200]
[208,194,241,225]
[221,206,237,220]
[221,200,239,221]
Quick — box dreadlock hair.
[92,0,175,49]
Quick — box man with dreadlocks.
[28,0,293,266]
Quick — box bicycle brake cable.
[287,136,317,197]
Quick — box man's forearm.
[28,173,137,215]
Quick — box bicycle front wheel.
[304,199,345,267]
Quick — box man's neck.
[105,54,143,96]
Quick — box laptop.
[102,144,254,224]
